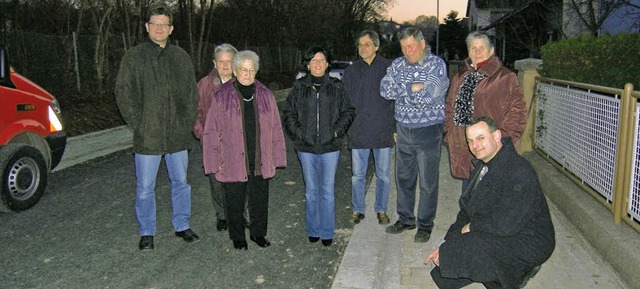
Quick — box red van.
[0,45,67,212]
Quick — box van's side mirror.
[0,45,16,88]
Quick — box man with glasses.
[343,30,394,226]
[115,2,199,251]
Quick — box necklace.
[242,94,254,102]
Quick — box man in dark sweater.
[343,30,394,226]
[426,116,555,288]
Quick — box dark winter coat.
[193,69,235,140]
[115,41,198,155]
[283,74,355,154]
[343,55,395,149]
[438,137,555,288]
[443,55,527,179]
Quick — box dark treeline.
[0,0,393,76]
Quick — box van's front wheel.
[0,144,48,212]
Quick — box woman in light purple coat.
[202,50,286,250]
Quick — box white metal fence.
[630,105,640,222]
[535,78,640,225]
[535,82,620,202]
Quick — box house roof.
[474,0,522,9]
[481,0,534,30]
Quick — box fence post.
[514,58,543,153]
[613,83,636,224]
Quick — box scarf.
[453,70,486,126]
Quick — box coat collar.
[464,55,503,77]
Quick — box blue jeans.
[394,124,442,231]
[351,147,391,214]
[134,151,192,236]
[298,151,340,240]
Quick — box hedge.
[539,33,640,89]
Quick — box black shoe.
[321,239,333,246]
[233,240,248,250]
[175,228,200,243]
[139,236,154,251]
[250,236,271,247]
[216,219,228,231]
[308,236,320,243]
[385,221,416,234]
[519,265,541,288]
[414,229,432,243]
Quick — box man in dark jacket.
[115,2,199,251]
[343,30,394,226]
[426,116,555,288]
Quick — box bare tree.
[564,0,627,36]
[87,0,115,97]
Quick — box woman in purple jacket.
[202,50,287,250]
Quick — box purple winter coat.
[202,79,286,182]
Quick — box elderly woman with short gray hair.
[443,31,528,191]
[202,50,287,250]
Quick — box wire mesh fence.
[535,82,620,203]
[629,104,640,222]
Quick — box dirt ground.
[61,72,294,137]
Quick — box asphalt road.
[0,135,357,289]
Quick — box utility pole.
[436,0,440,56]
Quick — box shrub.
[539,33,640,88]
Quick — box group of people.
[115,3,286,252]
[115,2,555,288]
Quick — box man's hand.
[411,82,424,93]
[462,223,471,234]
[425,247,440,266]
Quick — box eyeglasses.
[238,68,256,75]
[358,43,375,48]
[148,22,172,29]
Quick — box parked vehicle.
[328,60,352,80]
[0,45,66,212]
[295,60,353,80]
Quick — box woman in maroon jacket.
[202,50,286,250]
[443,31,528,190]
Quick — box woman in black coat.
[283,46,355,246]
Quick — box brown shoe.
[377,212,390,225]
[349,212,365,224]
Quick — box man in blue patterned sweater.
[380,27,449,243]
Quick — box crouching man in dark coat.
[426,116,555,289]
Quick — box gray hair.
[232,50,260,72]
[214,43,238,61]
[399,27,424,43]
[465,31,494,51]
[357,30,380,47]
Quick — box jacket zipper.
[316,92,320,143]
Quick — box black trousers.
[221,175,269,241]
[430,266,502,289]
